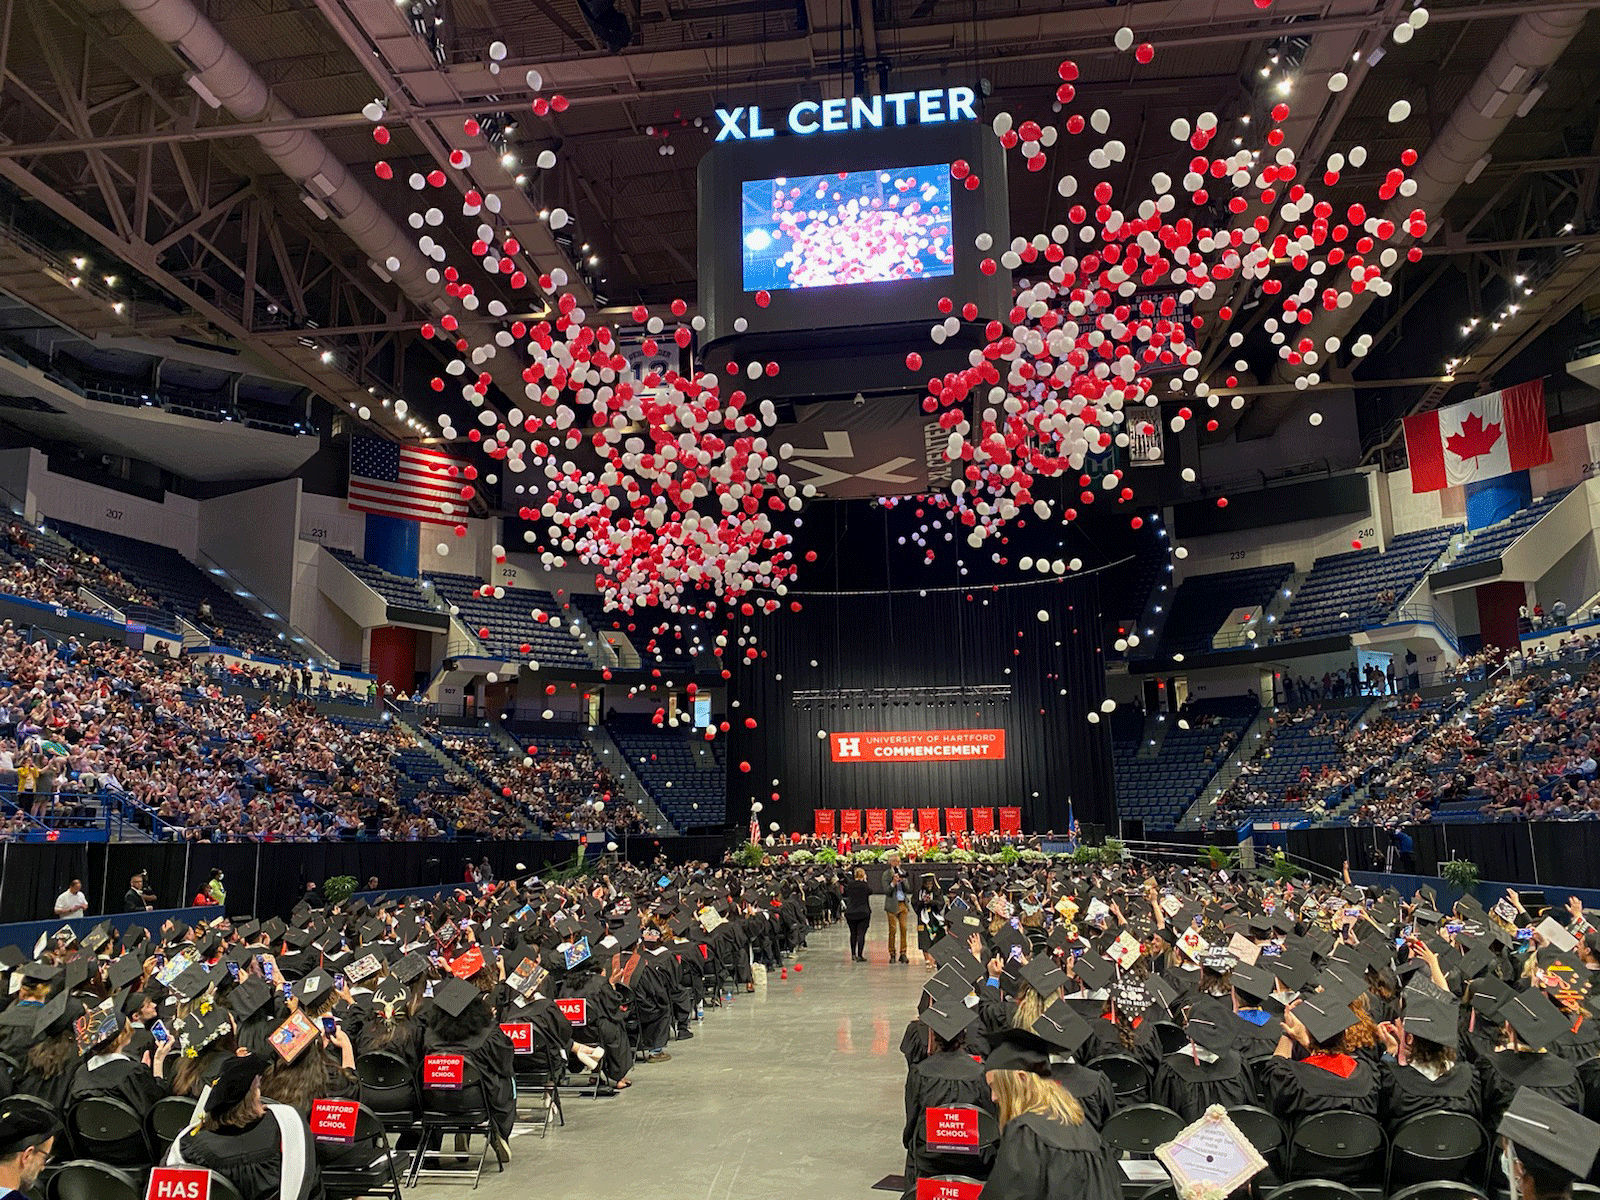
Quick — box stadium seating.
[572,595,706,667]
[1214,701,1367,824]
[325,547,437,611]
[49,519,279,651]
[424,571,592,667]
[1157,563,1294,656]
[606,718,726,829]
[1444,489,1572,569]
[1275,525,1460,640]
[1112,697,1257,830]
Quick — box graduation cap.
[1185,1012,1237,1056]
[1019,956,1066,997]
[1295,995,1359,1045]
[1268,954,1313,992]
[1399,991,1458,1046]
[1033,1001,1093,1056]
[107,954,144,992]
[1499,1086,1600,1184]
[1072,952,1114,991]
[1496,990,1571,1051]
[390,952,428,986]
[168,965,214,1003]
[1230,963,1274,1002]
[923,1002,979,1043]
[62,958,92,992]
[0,947,23,972]
[428,977,480,1019]
[982,1027,1054,1076]
[1200,948,1237,973]
[33,992,79,1039]
[17,962,60,986]
[373,978,408,1016]
[292,971,335,1008]
[1110,979,1149,1016]
[226,976,274,1022]
[81,922,114,955]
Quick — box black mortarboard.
[18,962,59,985]
[390,952,428,985]
[429,976,479,1018]
[982,1027,1054,1076]
[1400,992,1458,1047]
[1185,1013,1237,1056]
[204,1052,269,1116]
[1019,957,1067,997]
[923,1002,979,1042]
[1033,1001,1093,1056]
[0,1100,59,1156]
[32,991,73,1038]
[1230,963,1273,1001]
[1072,953,1114,990]
[1496,990,1571,1051]
[226,976,274,1022]
[177,1006,230,1052]
[1295,995,1359,1045]
[292,971,334,1008]
[1499,1086,1600,1183]
[107,954,144,991]
[169,965,213,1003]
[373,978,408,1013]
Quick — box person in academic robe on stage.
[979,1028,1120,1200]
[167,1052,320,1200]
[1374,987,1480,1133]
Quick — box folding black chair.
[148,1094,198,1150]
[510,1029,567,1135]
[317,1102,404,1200]
[355,1051,420,1139]
[1264,1181,1363,1200]
[1088,1052,1152,1104]
[1288,1111,1385,1185]
[409,1057,504,1187]
[1387,1182,1488,1200]
[45,1160,140,1200]
[1102,1104,1186,1158]
[207,1173,246,1200]
[1226,1104,1288,1183]
[66,1096,154,1172]
[1387,1111,1486,1191]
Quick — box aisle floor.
[474,899,925,1200]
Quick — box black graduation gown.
[1262,1054,1380,1124]
[1055,1062,1116,1130]
[1553,1014,1600,1065]
[17,1061,76,1114]
[901,1019,930,1069]
[555,970,633,1081]
[422,1024,516,1139]
[981,1111,1120,1200]
[1476,1049,1582,1131]
[0,1002,43,1061]
[902,1050,996,1180]
[630,946,678,1050]
[1152,1049,1255,1122]
[1378,1061,1480,1133]
[1083,1016,1162,1078]
[176,1110,319,1200]
[67,1054,168,1117]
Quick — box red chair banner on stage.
[866,809,888,835]
[840,809,862,835]
[971,807,995,834]
[918,808,941,833]
[814,810,836,837]
[892,808,915,832]
[998,807,1022,835]
[944,808,968,834]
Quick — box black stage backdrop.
[727,573,1115,837]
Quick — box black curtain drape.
[727,573,1115,837]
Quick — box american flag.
[348,435,471,526]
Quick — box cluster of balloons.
[361,4,1432,660]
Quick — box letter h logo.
[836,736,862,758]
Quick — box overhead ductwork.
[1238,7,1588,438]
[117,0,435,309]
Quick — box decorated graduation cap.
[1499,1086,1600,1184]
[292,970,336,1008]
[390,951,429,985]
[177,1005,231,1054]
[373,977,409,1017]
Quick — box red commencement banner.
[813,809,836,837]
[147,1166,212,1200]
[830,729,1006,762]
[925,1106,981,1152]
[998,807,1022,835]
[971,808,995,834]
[840,809,862,836]
[866,809,888,835]
[944,808,967,834]
[918,808,941,834]
[892,808,915,832]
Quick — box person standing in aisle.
[843,868,872,962]
[884,864,910,964]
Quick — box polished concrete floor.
[477,899,926,1199]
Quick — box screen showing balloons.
[740,165,954,292]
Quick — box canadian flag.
[1403,379,1551,493]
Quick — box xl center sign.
[715,88,977,141]
[831,729,1005,762]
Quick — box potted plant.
[1100,838,1125,866]
[732,842,764,869]
[1269,851,1301,882]
[1439,857,1480,895]
[323,875,358,907]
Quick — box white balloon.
[536,150,556,170]
[357,405,371,420]
[1328,72,1349,93]
[361,101,385,122]
[1393,22,1413,44]
[436,542,449,555]
[1113,25,1134,51]
[1036,609,1050,622]
[549,207,569,230]
[1100,698,1117,713]
[1310,412,1324,426]
[1409,6,1429,27]
[525,68,543,90]
[489,40,507,60]
[1388,99,1411,123]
